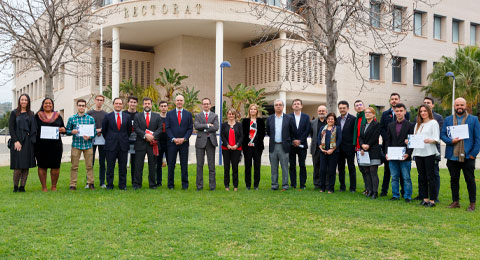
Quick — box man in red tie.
[133,97,163,189]
[102,98,132,190]
[166,95,193,190]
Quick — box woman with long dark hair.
[9,94,37,192]
[242,104,265,190]
[35,98,66,191]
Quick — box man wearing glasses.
[87,95,108,188]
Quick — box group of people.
[8,92,478,211]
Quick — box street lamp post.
[445,72,456,115]
[219,61,231,166]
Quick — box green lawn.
[0,162,479,259]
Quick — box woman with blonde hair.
[242,104,265,190]
[221,108,243,191]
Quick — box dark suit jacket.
[337,113,356,153]
[102,111,132,152]
[133,111,163,151]
[266,113,297,153]
[359,120,382,160]
[310,118,327,155]
[290,112,311,149]
[165,109,193,146]
[221,122,243,149]
[380,108,410,143]
[241,118,265,150]
[385,119,414,161]
[433,112,444,159]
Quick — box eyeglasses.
[95,99,104,101]
[78,105,86,107]
[355,104,364,107]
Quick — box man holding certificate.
[65,99,96,190]
[385,103,414,203]
[441,98,480,212]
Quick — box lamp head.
[445,72,455,79]
[220,61,231,68]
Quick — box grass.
[0,162,479,259]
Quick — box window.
[370,2,381,28]
[471,23,478,46]
[434,16,442,40]
[452,20,460,43]
[413,59,424,85]
[414,12,423,36]
[392,7,402,32]
[370,54,381,80]
[392,57,402,83]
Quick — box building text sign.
[124,3,201,18]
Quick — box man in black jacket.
[289,99,311,189]
[385,103,414,202]
[380,93,409,196]
[336,101,357,192]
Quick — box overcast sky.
[0,66,13,103]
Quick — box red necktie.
[116,112,121,130]
[146,112,150,128]
[178,110,182,125]
[205,112,208,122]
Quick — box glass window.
[414,12,423,36]
[370,54,380,80]
[370,3,381,28]
[393,8,402,32]
[471,24,477,46]
[434,16,442,40]
[392,57,402,83]
[413,60,422,85]
[453,20,459,43]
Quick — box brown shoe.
[88,184,95,190]
[467,203,476,212]
[447,201,460,208]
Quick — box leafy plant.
[178,87,201,115]
[155,68,188,109]
[102,78,145,110]
[223,83,268,119]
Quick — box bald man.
[441,98,480,212]
[310,105,328,189]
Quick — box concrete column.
[112,27,120,99]
[279,91,286,113]
[214,21,224,116]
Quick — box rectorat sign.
[124,3,201,18]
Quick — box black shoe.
[339,189,346,192]
[246,187,251,190]
[149,186,157,189]
[371,192,378,199]
[209,188,215,191]
[19,186,25,192]
[435,199,440,203]
[119,187,127,191]
[69,186,76,191]
[405,199,411,203]
[88,184,95,190]
[380,192,387,197]
[133,186,140,190]
[168,187,174,190]
[197,188,202,191]
[390,197,399,201]
[427,202,436,207]
[106,187,114,190]
[366,190,373,197]
[182,187,188,190]
[13,186,18,192]
[420,201,428,206]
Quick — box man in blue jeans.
[385,104,414,202]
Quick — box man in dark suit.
[310,105,327,189]
[385,103,414,202]
[336,101,357,192]
[133,97,163,189]
[166,94,193,190]
[194,98,219,191]
[102,98,132,190]
[289,99,311,190]
[423,97,444,202]
[380,93,410,196]
[266,99,297,191]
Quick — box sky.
[0,65,13,103]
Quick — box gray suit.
[194,111,219,190]
[310,118,327,188]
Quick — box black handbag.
[7,138,12,149]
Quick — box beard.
[318,115,326,120]
[456,108,465,115]
[144,107,151,112]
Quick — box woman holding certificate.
[412,105,440,207]
[358,107,382,199]
[318,113,342,193]
[9,94,37,192]
[35,98,66,192]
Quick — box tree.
[423,46,480,112]
[223,83,268,118]
[155,68,188,109]
[0,0,109,99]
[178,87,201,116]
[249,0,435,113]
[103,78,144,110]
[0,111,11,129]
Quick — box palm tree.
[424,46,480,112]
[179,87,201,115]
[223,83,268,118]
[155,68,188,108]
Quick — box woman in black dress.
[242,104,265,190]
[35,98,66,192]
[9,94,37,192]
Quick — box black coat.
[385,120,414,160]
[337,113,356,153]
[359,120,382,160]
[380,108,410,144]
[133,112,163,151]
[266,114,297,153]
[221,122,243,149]
[241,118,265,150]
[102,111,132,152]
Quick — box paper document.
[408,135,425,149]
[447,124,469,140]
[357,151,370,164]
[40,126,59,140]
[77,124,95,137]
[388,147,406,160]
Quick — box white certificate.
[77,124,95,137]
[93,134,105,145]
[40,126,59,140]
[388,147,406,160]
[357,151,370,164]
[448,124,469,140]
[408,135,425,149]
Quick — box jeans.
[389,160,412,199]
